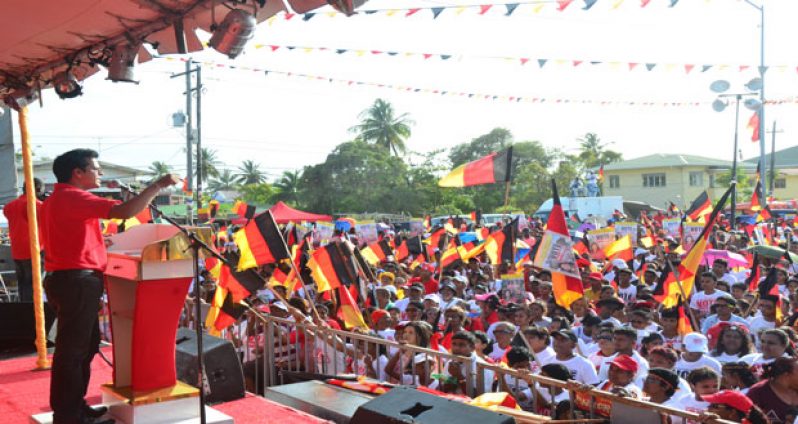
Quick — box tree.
[274,170,301,206]
[573,133,623,169]
[207,169,237,192]
[148,161,171,179]
[239,182,278,206]
[235,160,266,185]
[194,147,222,182]
[349,98,414,156]
[715,169,753,200]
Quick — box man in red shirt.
[2,177,44,301]
[42,149,178,424]
[408,264,439,294]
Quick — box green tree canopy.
[207,169,237,192]
[349,98,414,156]
[235,160,267,185]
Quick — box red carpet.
[0,348,330,423]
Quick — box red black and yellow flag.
[484,218,516,265]
[438,147,513,188]
[751,178,772,222]
[676,300,693,337]
[534,179,583,308]
[758,267,783,323]
[668,201,681,215]
[337,280,368,329]
[685,191,712,222]
[308,242,358,293]
[423,215,432,231]
[745,254,762,292]
[395,235,423,261]
[361,239,394,265]
[470,209,482,226]
[233,211,291,270]
[439,240,462,269]
[458,240,486,262]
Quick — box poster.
[614,222,639,244]
[533,231,580,278]
[500,273,526,304]
[587,227,615,259]
[663,219,681,238]
[681,222,704,251]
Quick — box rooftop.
[743,145,798,168]
[602,153,757,171]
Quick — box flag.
[233,211,291,271]
[651,261,677,305]
[308,242,357,292]
[484,218,517,265]
[205,256,222,279]
[439,241,462,269]
[337,282,368,329]
[745,254,762,292]
[181,176,190,193]
[396,235,423,261]
[361,239,393,265]
[470,209,483,226]
[458,240,486,262]
[534,179,583,308]
[685,191,712,222]
[232,200,257,219]
[427,227,448,252]
[598,164,604,181]
[676,301,693,337]
[758,267,783,322]
[208,199,220,220]
[747,111,760,142]
[668,201,681,215]
[268,267,292,288]
[603,235,634,261]
[423,215,432,231]
[751,176,772,222]
[122,206,152,228]
[438,147,513,187]
[218,252,266,302]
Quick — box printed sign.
[533,231,580,278]
[682,222,704,251]
[587,227,616,259]
[663,219,681,238]
[500,273,526,304]
[614,222,639,244]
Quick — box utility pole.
[744,0,767,193]
[767,121,783,197]
[171,60,202,224]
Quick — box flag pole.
[503,180,511,210]
[666,259,700,332]
[438,232,449,283]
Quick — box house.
[14,160,150,193]
[743,145,798,200]
[600,153,756,209]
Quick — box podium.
[101,224,232,424]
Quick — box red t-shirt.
[2,195,43,260]
[42,183,119,272]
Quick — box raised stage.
[0,347,332,424]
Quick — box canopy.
[269,201,332,224]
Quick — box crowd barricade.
[233,314,736,424]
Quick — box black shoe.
[82,405,108,419]
[86,419,114,424]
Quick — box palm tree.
[235,160,267,185]
[193,147,222,182]
[148,161,171,179]
[207,169,237,192]
[576,133,622,169]
[273,170,301,205]
[349,98,414,156]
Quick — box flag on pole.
[233,211,291,270]
[533,179,583,308]
[747,111,760,142]
[484,219,517,265]
[603,235,634,261]
[361,239,394,265]
[308,242,357,293]
[438,147,513,187]
[685,191,712,222]
[598,164,604,181]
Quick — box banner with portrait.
[614,222,639,244]
[533,231,580,278]
[587,227,616,259]
[681,222,704,251]
[663,218,681,238]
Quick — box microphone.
[105,179,138,194]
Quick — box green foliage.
[194,147,222,181]
[236,160,267,185]
[239,182,278,206]
[148,161,171,179]
[715,169,754,199]
[207,169,237,192]
[349,98,415,156]
[568,132,623,171]
[273,170,301,206]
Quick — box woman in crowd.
[710,324,754,364]
[742,328,796,375]
[385,321,436,386]
[746,357,798,424]
[720,362,758,394]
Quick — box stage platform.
[0,347,332,424]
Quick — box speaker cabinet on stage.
[350,386,515,424]
[175,327,245,404]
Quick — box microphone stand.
[122,186,222,424]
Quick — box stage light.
[744,98,762,111]
[3,87,38,111]
[709,80,730,94]
[712,99,727,112]
[745,77,762,92]
[53,71,82,99]
[209,9,256,59]
[107,42,140,83]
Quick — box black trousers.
[44,270,103,424]
[14,259,33,302]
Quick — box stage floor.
[0,347,331,424]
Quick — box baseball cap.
[634,248,648,256]
[439,281,457,293]
[683,332,709,353]
[270,301,288,312]
[612,259,628,269]
[551,329,578,342]
[588,272,604,281]
[371,309,389,325]
[407,283,424,291]
[702,390,754,414]
[475,292,499,302]
[610,354,639,373]
[423,294,441,306]
[420,263,435,273]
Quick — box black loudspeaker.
[175,327,245,403]
[0,302,56,350]
[350,386,515,424]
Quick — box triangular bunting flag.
[302,13,315,21]
[558,0,575,11]
[538,58,548,68]
[431,7,444,18]
[584,0,599,10]
[479,5,493,14]
[646,63,656,71]
[505,3,519,15]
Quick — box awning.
[269,201,332,223]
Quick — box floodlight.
[53,71,82,99]
[743,98,762,111]
[107,43,140,83]
[709,80,730,93]
[209,9,256,59]
[712,99,727,112]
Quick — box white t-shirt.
[531,347,556,373]
[689,290,724,316]
[668,396,710,424]
[674,354,722,379]
[617,285,637,304]
[597,351,650,387]
[747,315,777,344]
[550,355,600,385]
[711,352,744,364]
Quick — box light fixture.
[209,9,256,59]
[712,98,727,112]
[3,87,38,111]
[709,80,730,93]
[53,70,82,99]
[744,98,762,111]
[745,77,763,92]
[107,42,141,83]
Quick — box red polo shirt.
[3,194,43,260]
[42,183,120,272]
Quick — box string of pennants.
[270,0,692,22]
[155,56,798,107]
[250,43,798,76]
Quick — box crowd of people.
[206,213,798,424]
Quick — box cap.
[588,272,604,281]
[596,297,625,308]
[452,275,468,283]
[271,301,288,312]
[423,294,441,305]
[371,309,389,325]
[702,390,754,414]
[475,292,499,302]
[439,281,457,293]
[610,354,639,373]
[634,248,649,256]
[420,263,435,273]
[551,329,578,342]
[612,259,628,269]
[683,332,709,353]
[408,283,424,291]
[618,267,633,274]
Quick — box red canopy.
[268,201,332,224]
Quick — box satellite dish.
[744,98,762,111]
[712,99,727,112]
[745,77,763,91]
[710,80,730,93]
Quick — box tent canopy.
[269,201,332,223]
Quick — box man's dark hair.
[613,327,637,340]
[506,346,531,366]
[700,271,717,281]
[541,363,571,382]
[52,149,99,183]
[687,367,719,385]
[451,330,477,347]
[648,368,679,397]
[406,301,424,311]
[522,326,550,343]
